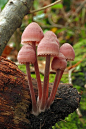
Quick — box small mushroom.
[60,43,75,61]
[46,53,67,109]
[21,22,44,102]
[21,22,44,45]
[37,35,59,112]
[17,45,38,115]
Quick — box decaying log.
[0,56,81,129]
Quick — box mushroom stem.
[40,55,50,111]
[32,42,42,101]
[52,70,64,102]
[26,62,38,115]
[34,59,42,101]
[46,76,49,100]
[46,69,63,109]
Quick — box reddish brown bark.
[0,56,81,129]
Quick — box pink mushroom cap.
[17,45,36,64]
[60,43,75,61]
[51,53,67,70]
[44,31,59,46]
[37,36,59,56]
[21,22,44,45]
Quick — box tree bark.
[0,0,34,55]
[0,56,81,129]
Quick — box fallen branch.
[0,56,81,129]
[0,0,34,56]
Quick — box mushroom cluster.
[17,22,75,116]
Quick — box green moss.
[18,64,26,74]
[73,39,86,65]
[61,73,69,83]
[52,112,86,129]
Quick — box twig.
[81,7,85,25]
[75,0,86,14]
[68,67,75,84]
[67,0,86,17]
[76,108,82,118]
[41,24,86,32]
[68,65,83,120]
[30,0,61,13]
[65,0,86,32]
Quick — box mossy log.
[0,56,81,129]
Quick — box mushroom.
[60,43,75,61]
[44,31,60,100]
[44,31,59,47]
[46,43,75,108]
[37,35,59,112]
[21,22,44,45]
[21,22,44,103]
[48,43,75,108]
[46,53,67,109]
[17,45,38,115]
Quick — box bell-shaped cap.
[60,43,75,61]
[37,36,59,57]
[51,53,67,70]
[44,31,59,46]
[17,45,36,64]
[21,22,44,45]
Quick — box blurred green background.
[0,0,86,128]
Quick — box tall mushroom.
[44,31,60,100]
[21,22,44,103]
[46,53,67,109]
[17,45,38,115]
[37,35,59,112]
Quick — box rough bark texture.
[0,0,34,55]
[0,56,81,129]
